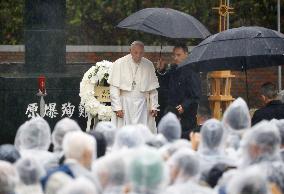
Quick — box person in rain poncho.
[0,160,18,194]
[88,130,107,158]
[108,41,159,133]
[159,139,192,161]
[14,117,58,170]
[94,121,117,153]
[265,161,284,194]
[135,124,155,142]
[112,125,145,151]
[240,120,281,168]
[271,119,284,161]
[166,148,213,194]
[45,172,72,194]
[15,157,45,194]
[41,131,101,193]
[57,177,97,194]
[198,118,235,173]
[203,162,236,188]
[158,112,182,142]
[93,151,128,194]
[128,146,168,194]
[225,166,269,194]
[222,97,251,161]
[52,118,81,160]
[0,144,20,163]
[146,134,168,149]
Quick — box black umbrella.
[179,26,284,106]
[117,8,211,39]
[180,26,284,71]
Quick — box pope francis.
[107,41,159,133]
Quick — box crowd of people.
[0,94,284,194]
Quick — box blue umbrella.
[117,8,211,39]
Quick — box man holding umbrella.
[157,43,202,139]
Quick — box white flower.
[79,60,113,121]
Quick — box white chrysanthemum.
[79,61,113,120]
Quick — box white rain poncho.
[15,157,45,185]
[0,144,21,163]
[265,161,284,194]
[45,172,72,194]
[0,161,18,194]
[52,118,81,154]
[198,119,225,155]
[57,177,97,194]
[15,157,45,194]
[240,120,281,168]
[112,125,145,150]
[146,134,168,148]
[93,151,128,194]
[94,121,117,148]
[198,119,235,172]
[271,119,284,160]
[167,148,199,184]
[136,124,155,142]
[222,98,251,132]
[15,117,51,151]
[222,98,251,161]
[129,146,168,194]
[14,117,58,170]
[226,166,269,194]
[159,140,192,161]
[166,148,213,194]
[157,113,181,142]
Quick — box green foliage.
[0,0,283,45]
[0,0,24,44]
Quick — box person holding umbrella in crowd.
[157,43,202,139]
[252,82,284,126]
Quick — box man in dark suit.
[156,43,201,138]
[252,82,284,125]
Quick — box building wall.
[0,45,283,108]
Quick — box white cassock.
[107,54,159,133]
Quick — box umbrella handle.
[159,44,162,59]
[244,67,250,108]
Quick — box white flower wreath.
[79,60,113,121]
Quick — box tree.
[0,0,283,45]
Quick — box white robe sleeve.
[110,85,122,111]
[149,89,159,110]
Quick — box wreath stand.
[86,86,111,132]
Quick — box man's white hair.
[130,40,144,49]
[62,131,96,161]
